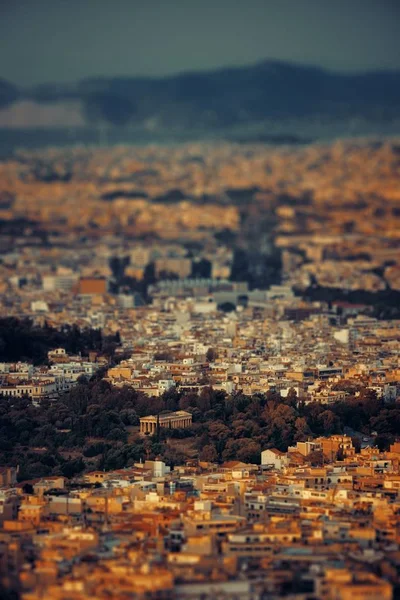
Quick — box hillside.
[0,60,399,130]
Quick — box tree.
[109,255,130,282]
[83,442,106,457]
[262,403,297,450]
[221,439,240,461]
[197,387,213,412]
[336,447,345,461]
[208,421,230,441]
[307,450,324,466]
[351,436,362,453]
[162,446,187,467]
[154,351,173,362]
[0,583,20,600]
[179,394,197,410]
[230,248,249,282]
[285,388,298,407]
[143,262,156,291]
[332,380,360,395]
[294,417,312,442]
[374,433,394,451]
[236,439,261,464]
[371,409,400,436]
[319,410,341,435]
[163,388,179,411]
[233,393,251,413]
[206,347,217,362]
[359,389,383,419]
[120,409,139,426]
[218,302,236,313]
[199,444,218,462]
[106,427,127,442]
[191,258,212,279]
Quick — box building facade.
[139,411,192,435]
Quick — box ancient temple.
[139,410,192,435]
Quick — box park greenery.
[0,317,120,364]
[1,375,398,482]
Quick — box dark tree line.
[230,247,282,290]
[0,318,120,364]
[1,374,398,481]
[301,286,400,319]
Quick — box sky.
[1,0,399,86]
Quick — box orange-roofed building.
[77,277,107,295]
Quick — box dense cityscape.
[0,136,397,599]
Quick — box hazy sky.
[1,0,399,85]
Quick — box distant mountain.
[0,78,19,109]
[1,60,400,130]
